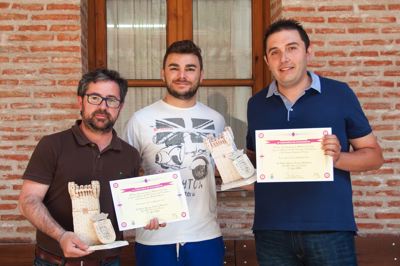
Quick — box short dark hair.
[77,68,128,103]
[264,19,310,54]
[162,40,203,70]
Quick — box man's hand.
[144,218,167,230]
[59,231,93,258]
[322,134,341,165]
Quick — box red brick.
[348,28,378,34]
[49,24,80,31]
[384,71,400,76]
[382,27,400,34]
[318,5,353,11]
[30,46,81,53]
[47,4,80,10]
[16,145,36,151]
[0,25,13,31]
[51,56,81,63]
[8,34,54,41]
[372,124,394,131]
[380,50,400,56]
[352,180,381,186]
[0,195,19,201]
[356,92,380,98]
[10,103,47,109]
[362,80,394,87]
[388,201,400,207]
[387,179,400,186]
[0,114,31,121]
[283,6,315,12]
[1,135,29,141]
[383,91,400,98]
[16,226,36,233]
[12,56,49,63]
[359,5,385,10]
[354,213,370,219]
[315,28,345,34]
[0,3,10,9]
[0,204,17,210]
[33,91,77,98]
[363,102,391,110]
[352,51,380,58]
[39,67,81,75]
[307,61,326,68]
[0,215,26,221]
[314,51,347,57]
[0,154,29,161]
[33,114,78,121]
[382,113,400,121]
[0,80,19,85]
[57,80,79,86]
[328,40,360,46]
[50,103,78,109]
[18,25,47,31]
[365,17,396,23]
[12,3,43,10]
[32,14,79,21]
[389,4,400,10]
[19,80,55,86]
[329,60,361,67]
[313,71,346,77]
[56,33,80,41]
[0,13,28,20]
[0,45,28,53]
[2,69,36,75]
[363,39,394,45]
[366,190,400,197]
[328,17,362,23]
[293,17,324,23]
[375,213,400,219]
[357,223,384,229]
[354,201,383,207]
[364,60,392,66]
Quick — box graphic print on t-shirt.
[152,117,215,197]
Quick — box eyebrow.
[267,42,300,54]
[167,63,198,68]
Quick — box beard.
[81,108,117,133]
[166,78,200,100]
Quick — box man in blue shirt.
[246,19,384,266]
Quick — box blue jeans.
[254,230,357,266]
[135,236,225,266]
[34,256,121,266]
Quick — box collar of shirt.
[71,120,122,151]
[266,71,321,99]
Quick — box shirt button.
[97,155,101,159]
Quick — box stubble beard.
[81,108,117,133]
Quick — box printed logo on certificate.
[256,128,333,182]
[110,171,189,231]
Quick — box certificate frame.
[110,171,189,231]
[256,128,333,182]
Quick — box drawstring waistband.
[176,242,186,261]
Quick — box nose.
[280,51,289,63]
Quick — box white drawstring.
[176,242,186,261]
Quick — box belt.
[35,247,119,266]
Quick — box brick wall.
[0,0,399,245]
[0,0,83,243]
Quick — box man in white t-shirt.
[124,40,225,266]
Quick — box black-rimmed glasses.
[85,93,121,108]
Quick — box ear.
[200,69,204,83]
[161,69,165,82]
[306,44,312,61]
[77,95,83,109]
[263,55,270,67]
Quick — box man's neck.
[277,74,311,103]
[163,94,196,108]
[79,123,113,152]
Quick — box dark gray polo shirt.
[23,120,140,259]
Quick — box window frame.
[87,0,271,94]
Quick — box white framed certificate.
[110,171,190,231]
[256,128,333,182]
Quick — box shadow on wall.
[207,92,247,150]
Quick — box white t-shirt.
[123,100,225,245]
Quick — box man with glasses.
[19,69,140,265]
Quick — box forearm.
[335,147,384,172]
[19,194,65,242]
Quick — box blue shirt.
[246,72,372,231]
